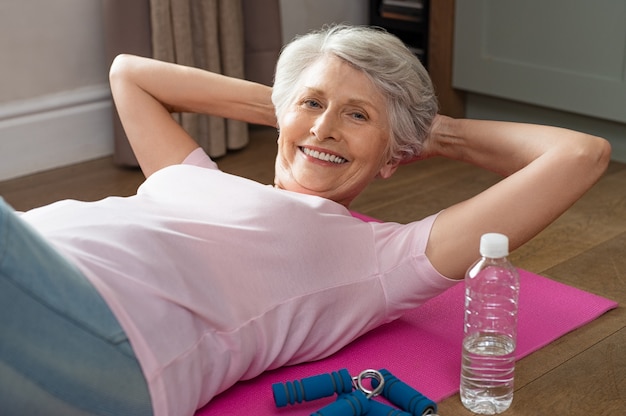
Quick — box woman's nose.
[310,110,340,142]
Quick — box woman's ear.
[378,160,400,179]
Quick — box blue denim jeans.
[0,198,153,416]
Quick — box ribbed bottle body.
[460,250,520,414]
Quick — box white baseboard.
[0,85,114,181]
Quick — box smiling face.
[274,55,399,207]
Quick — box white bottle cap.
[480,233,509,258]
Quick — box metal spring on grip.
[353,368,385,399]
[310,369,388,416]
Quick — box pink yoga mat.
[196,214,618,415]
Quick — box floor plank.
[510,327,626,415]
[510,167,626,272]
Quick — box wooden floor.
[1,127,624,414]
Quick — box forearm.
[112,54,276,127]
[427,115,609,177]
[165,67,276,127]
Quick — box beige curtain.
[150,0,248,157]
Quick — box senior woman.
[0,25,610,416]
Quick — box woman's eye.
[304,99,321,109]
[351,112,367,121]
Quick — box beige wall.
[0,0,108,103]
[0,0,113,181]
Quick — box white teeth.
[301,147,346,164]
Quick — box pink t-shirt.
[21,148,456,416]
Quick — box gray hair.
[271,24,438,163]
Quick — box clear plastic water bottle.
[460,233,520,414]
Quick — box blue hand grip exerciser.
[371,369,437,416]
[272,369,353,407]
[310,390,370,416]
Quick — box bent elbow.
[109,54,129,83]
[108,54,137,88]
[571,135,612,184]
[588,135,612,177]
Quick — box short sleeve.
[373,212,458,314]
[181,147,219,170]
